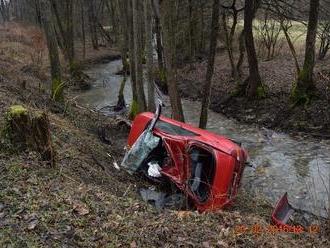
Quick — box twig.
[122,184,131,197]
[91,154,106,171]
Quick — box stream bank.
[176,54,330,139]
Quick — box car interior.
[188,146,216,203]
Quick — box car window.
[155,120,198,136]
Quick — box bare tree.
[255,10,281,61]
[145,0,156,112]
[243,0,264,98]
[132,0,146,113]
[199,0,220,129]
[79,0,86,59]
[152,0,167,92]
[49,0,76,76]
[280,20,301,75]
[0,0,10,22]
[292,0,320,103]
[126,0,139,118]
[318,21,330,60]
[222,0,244,80]
[85,0,99,50]
[40,0,63,102]
[116,0,130,73]
[160,0,184,121]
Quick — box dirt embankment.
[177,52,330,139]
[0,23,329,247]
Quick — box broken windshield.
[155,120,198,137]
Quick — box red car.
[121,105,248,212]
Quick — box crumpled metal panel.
[121,130,160,174]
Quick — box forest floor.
[0,23,329,247]
[177,51,330,139]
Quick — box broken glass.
[121,130,160,174]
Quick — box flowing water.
[77,59,330,218]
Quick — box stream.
[77,59,329,218]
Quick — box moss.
[129,100,138,120]
[8,105,27,117]
[256,85,266,99]
[158,68,166,82]
[69,61,82,79]
[291,79,312,105]
[291,66,316,105]
[51,78,64,102]
[8,162,24,177]
[1,106,28,153]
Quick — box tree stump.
[4,105,30,150]
[3,105,55,165]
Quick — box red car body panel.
[271,193,296,232]
[127,112,248,211]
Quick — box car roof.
[141,112,244,157]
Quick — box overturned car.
[121,105,248,212]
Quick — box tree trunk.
[160,0,184,122]
[281,22,300,75]
[199,1,206,53]
[318,41,329,60]
[154,15,164,71]
[152,0,167,92]
[80,0,86,59]
[0,0,10,22]
[236,29,245,76]
[85,0,99,50]
[132,0,146,113]
[145,0,156,112]
[117,0,129,73]
[244,0,263,98]
[199,0,220,129]
[106,0,118,43]
[50,0,76,76]
[40,0,63,102]
[188,0,195,61]
[223,11,238,80]
[115,76,127,111]
[127,0,138,118]
[34,0,42,26]
[292,0,320,103]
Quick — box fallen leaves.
[130,241,137,248]
[176,211,194,220]
[0,203,5,219]
[25,213,39,231]
[73,201,90,216]
[217,240,229,248]
[27,218,39,230]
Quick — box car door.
[158,134,189,186]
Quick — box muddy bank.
[177,54,330,139]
